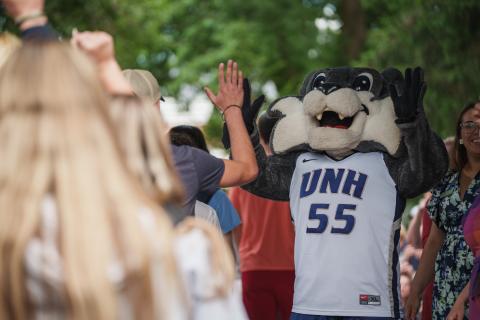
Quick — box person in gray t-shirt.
[170,144,225,222]
[124,60,258,223]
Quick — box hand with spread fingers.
[205,60,244,114]
[205,60,258,186]
[386,67,427,124]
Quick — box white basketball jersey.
[290,152,403,318]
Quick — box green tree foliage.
[357,0,480,137]
[1,0,478,141]
[2,0,331,97]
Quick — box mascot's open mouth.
[316,111,353,129]
[315,105,369,130]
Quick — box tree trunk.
[339,0,367,60]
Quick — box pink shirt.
[229,187,295,272]
[464,196,480,257]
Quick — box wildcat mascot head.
[267,67,424,158]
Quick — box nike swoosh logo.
[302,159,317,163]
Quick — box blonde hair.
[175,218,235,297]
[109,96,184,204]
[0,42,180,319]
[0,32,20,69]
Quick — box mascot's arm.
[385,114,448,198]
[241,129,298,201]
[383,67,448,198]
[222,78,299,201]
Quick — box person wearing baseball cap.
[122,69,165,105]
[123,61,258,223]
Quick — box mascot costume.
[224,67,448,319]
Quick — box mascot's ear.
[269,96,310,154]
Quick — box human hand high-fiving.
[204,60,244,113]
[382,67,427,124]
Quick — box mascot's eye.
[312,73,327,92]
[352,74,372,92]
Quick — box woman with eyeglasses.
[447,101,480,320]
[405,101,480,320]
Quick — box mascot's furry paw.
[221,78,265,149]
[382,67,427,124]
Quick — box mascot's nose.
[323,83,340,94]
[324,87,362,115]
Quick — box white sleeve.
[175,230,247,320]
[194,201,222,230]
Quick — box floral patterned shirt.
[428,170,480,319]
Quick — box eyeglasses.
[460,121,480,134]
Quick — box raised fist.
[71,31,115,65]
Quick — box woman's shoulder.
[432,170,458,192]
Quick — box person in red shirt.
[230,112,295,320]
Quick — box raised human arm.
[2,0,58,40]
[71,31,133,95]
[205,60,258,187]
[404,222,445,320]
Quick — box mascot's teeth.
[316,113,323,121]
[338,114,345,120]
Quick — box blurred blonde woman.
[0,41,186,319]
[108,95,184,207]
[109,95,247,319]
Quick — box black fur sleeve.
[241,129,299,201]
[384,113,448,198]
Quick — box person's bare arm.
[404,222,445,320]
[205,60,258,187]
[2,0,47,30]
[71,31,133,95]
[447,281,470,320]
